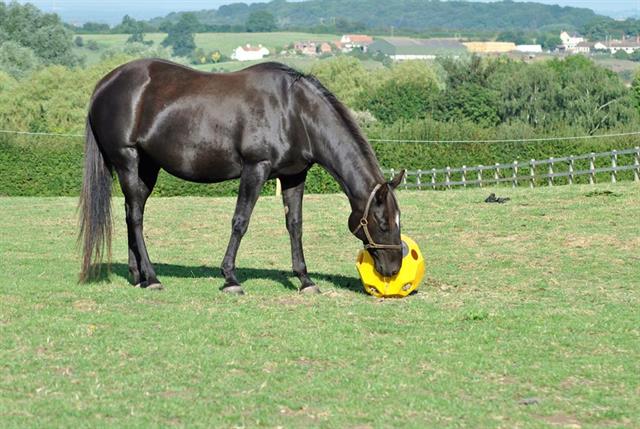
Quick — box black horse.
[79,59,405,294]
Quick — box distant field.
[593,58,640,83]
[1,184,639,427]
[76,32,340,60]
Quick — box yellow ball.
[356,234,425,298]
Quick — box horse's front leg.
[220,161,271,295]
[281,172,320,294]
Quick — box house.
[573,41,593,54]
[463,42,516,54]
[593,42,608,51]
[560,31,584,50]
[339,34,373,52]
[231,44,269,61]
[515,44,543,54]
[294,41,318,56]
[319,42,332,54]
[368,37,467,60]
[607,38,640,54]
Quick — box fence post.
[478,165,483,188]
[589,152,595,185]
[276,178,282,197]
[416,169,422,190]
[611,150,617,184]
[634,147,640,182]
[568,156,575,185]
[548,157,554,187]
[494,163,500,185]
[390,168,395,183]
[445,167,452,190]
[512,161,518,187]
[530,159,535,189]
[431,168,437,189]
[462,166,467,188]
[403,171,408,190]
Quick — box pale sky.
[12,0,640,24]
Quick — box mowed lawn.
[1,184,639,428]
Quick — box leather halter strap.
[352,183,403,250]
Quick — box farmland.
[1,184,638,427]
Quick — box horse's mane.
[255,62,371,150]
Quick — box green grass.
[77,32,340,60]
[1,183,639,427]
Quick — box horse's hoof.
[300,285,321,295]
[222,285,245,295]
[134,281,164,290]
[145,283,164,291]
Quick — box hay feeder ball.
[356,234,425,298]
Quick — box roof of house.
[236,44,268,52]
[344,34,373,44]
[372,37,466,55]
[576,41,594,48]
[609,40,640,48]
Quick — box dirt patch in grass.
[537,413,582,428]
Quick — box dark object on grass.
[519,397,541,406]
[79,59,407,295]
[485,193,510,203]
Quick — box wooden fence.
[384,147,640,190]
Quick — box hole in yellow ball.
[411,249,418,260]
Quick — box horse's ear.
[389,170,406,190]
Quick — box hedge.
[2,120,638,197]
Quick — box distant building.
[319,42,333,54]
[231,44,269,61]
[464,42,516,54]
[294,41,318,56]
[369,37,466,60]
[593,42,608,51]
[515,44,543,54]
[560,31,584,50]
[339,34,374,52]
[607,38,640,54]
[573,41,593,54]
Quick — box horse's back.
[89,59,309,183]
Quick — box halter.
[351,184,403,250]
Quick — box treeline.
[0,2,81,77]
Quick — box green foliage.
[0,2,79,67]
[162,13,199,57]
[245,10,277,33]
[87,40,100,51]
[631,71,640,113]
[74,36,84,48]
[496,30,532,45]
[309,56,371,107]
[0,41,41,78]
[148,0,601,33]
[613,50,630,60]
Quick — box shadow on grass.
[102,263,365,294]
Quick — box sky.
[11,0,640,25]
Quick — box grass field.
[1,183,639,427]
[76,32,340,62]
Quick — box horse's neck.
[312,126,384,211]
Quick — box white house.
[515,44,543,53]
[607,38,640,54]
[573,42,593,54]
[231,44,270,61]
[560,31,584,50]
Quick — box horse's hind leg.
[220,161,271,295]
[281,171,320,294]
[114,149,161,289]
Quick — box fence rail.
[384,147,640,190]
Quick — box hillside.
[149,0,602,32]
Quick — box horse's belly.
[141,138,243,183]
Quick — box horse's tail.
[78,116,113,283]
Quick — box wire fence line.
[384,147,640,190]
[2,128,640,144]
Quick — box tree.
[246,11,277,32]
[0,41,41,78]
[0,2,79,67]
[162,13,199,57]
[74,36,84,48]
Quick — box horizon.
[9,0,640,25]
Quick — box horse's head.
[350,170,406,277]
